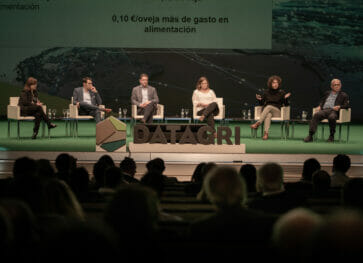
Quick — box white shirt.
[83,89,92,105]
[141,87,148,104]
[192,89,217,112]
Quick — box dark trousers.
[21,105,50,133]
[309,108,338,136]
[79,102,101,123]
[137,102,157,123]
[197,102,219,132]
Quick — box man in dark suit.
[131,73,159,123]
[72,77,111,123]
[304,79,349,142]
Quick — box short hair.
[302,158,321,181]
[120,157,136,175]
[257,163,284,192]
[267,75,282,89]
[139,73,148,79]
[204,166,247,208]
[333,154,351,173]
[146,158,165,174]
[331,79,341,85]
[312,170,331,192]
[82,77,92,84]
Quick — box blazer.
[131,85,159,107]
[319,90,349,109]
[72,87,102,106]
[18,90,38,107]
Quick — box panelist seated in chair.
[304,78,349,143]
[18,77,57,139]
[250,75,291,140]
[72,77,111,123]
[192,76,219,137]
[131,73,159,124]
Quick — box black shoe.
[304,135,313,142]
[31,132,38,139]
[327,135,334,142]
[48,123,57,129]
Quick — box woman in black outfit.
[250,75,291,140]
[18,77,57,139]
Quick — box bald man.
[304,79,349,142]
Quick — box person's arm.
[319,92,328,109]
[151,87,159,104]
[93,91,102,106]
[192,90,199,106]
[73,88,79,105]
[19,91,32,106]
[131,87,141,106]
[339,93,350,109]
[211,90,217,103]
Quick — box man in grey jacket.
[131,73,159,123]
[72,77,111,123]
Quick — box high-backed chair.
[193,98,225,122]
[312,107,351,142]
[252,106,290,139]
[7,97,47,139]
[131,104,164,121]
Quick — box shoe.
[250,122,260,129]
[263,132,268,140]
[104,108,112,113]
[304,135,313,142]
[48,123,57,129]
[31,132,38,140]
[327,135,334,142]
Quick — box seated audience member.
[342,178,363,211]
[92,155,115,190]
[331,154,351,188]
[68,167,95,202]
[36,159,55,179]
[271,208,323,262]
[146,158,178,183]
[248,163,303,214]
[196,162,217,202]
[38,179,84,220]
[312,170,332,196]
[103,185,162,261]
[308,209,363,262]
[120,157,139,184]
[189,166,277,258]
[285,158,321,199]
[239,164,258,197]
[55,153,77,183]
[184,162,206,195]
[140,171,165,198]
[98,167,126,199]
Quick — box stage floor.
[1,120,362,154]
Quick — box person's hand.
[316,106,321,111]
[36,101,42,106]
[76,102,80,108]
[284,93,291,99]
[90,86,97,93]
[333,105,341,111]
[256,94,262,100]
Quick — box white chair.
[68,99,105,137]
[193,98,225,121]
[7,97,47,139]
[131,104,164,122]
[312,107,351,142]
[252,106,291,139]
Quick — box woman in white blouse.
[192,76,219,135]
